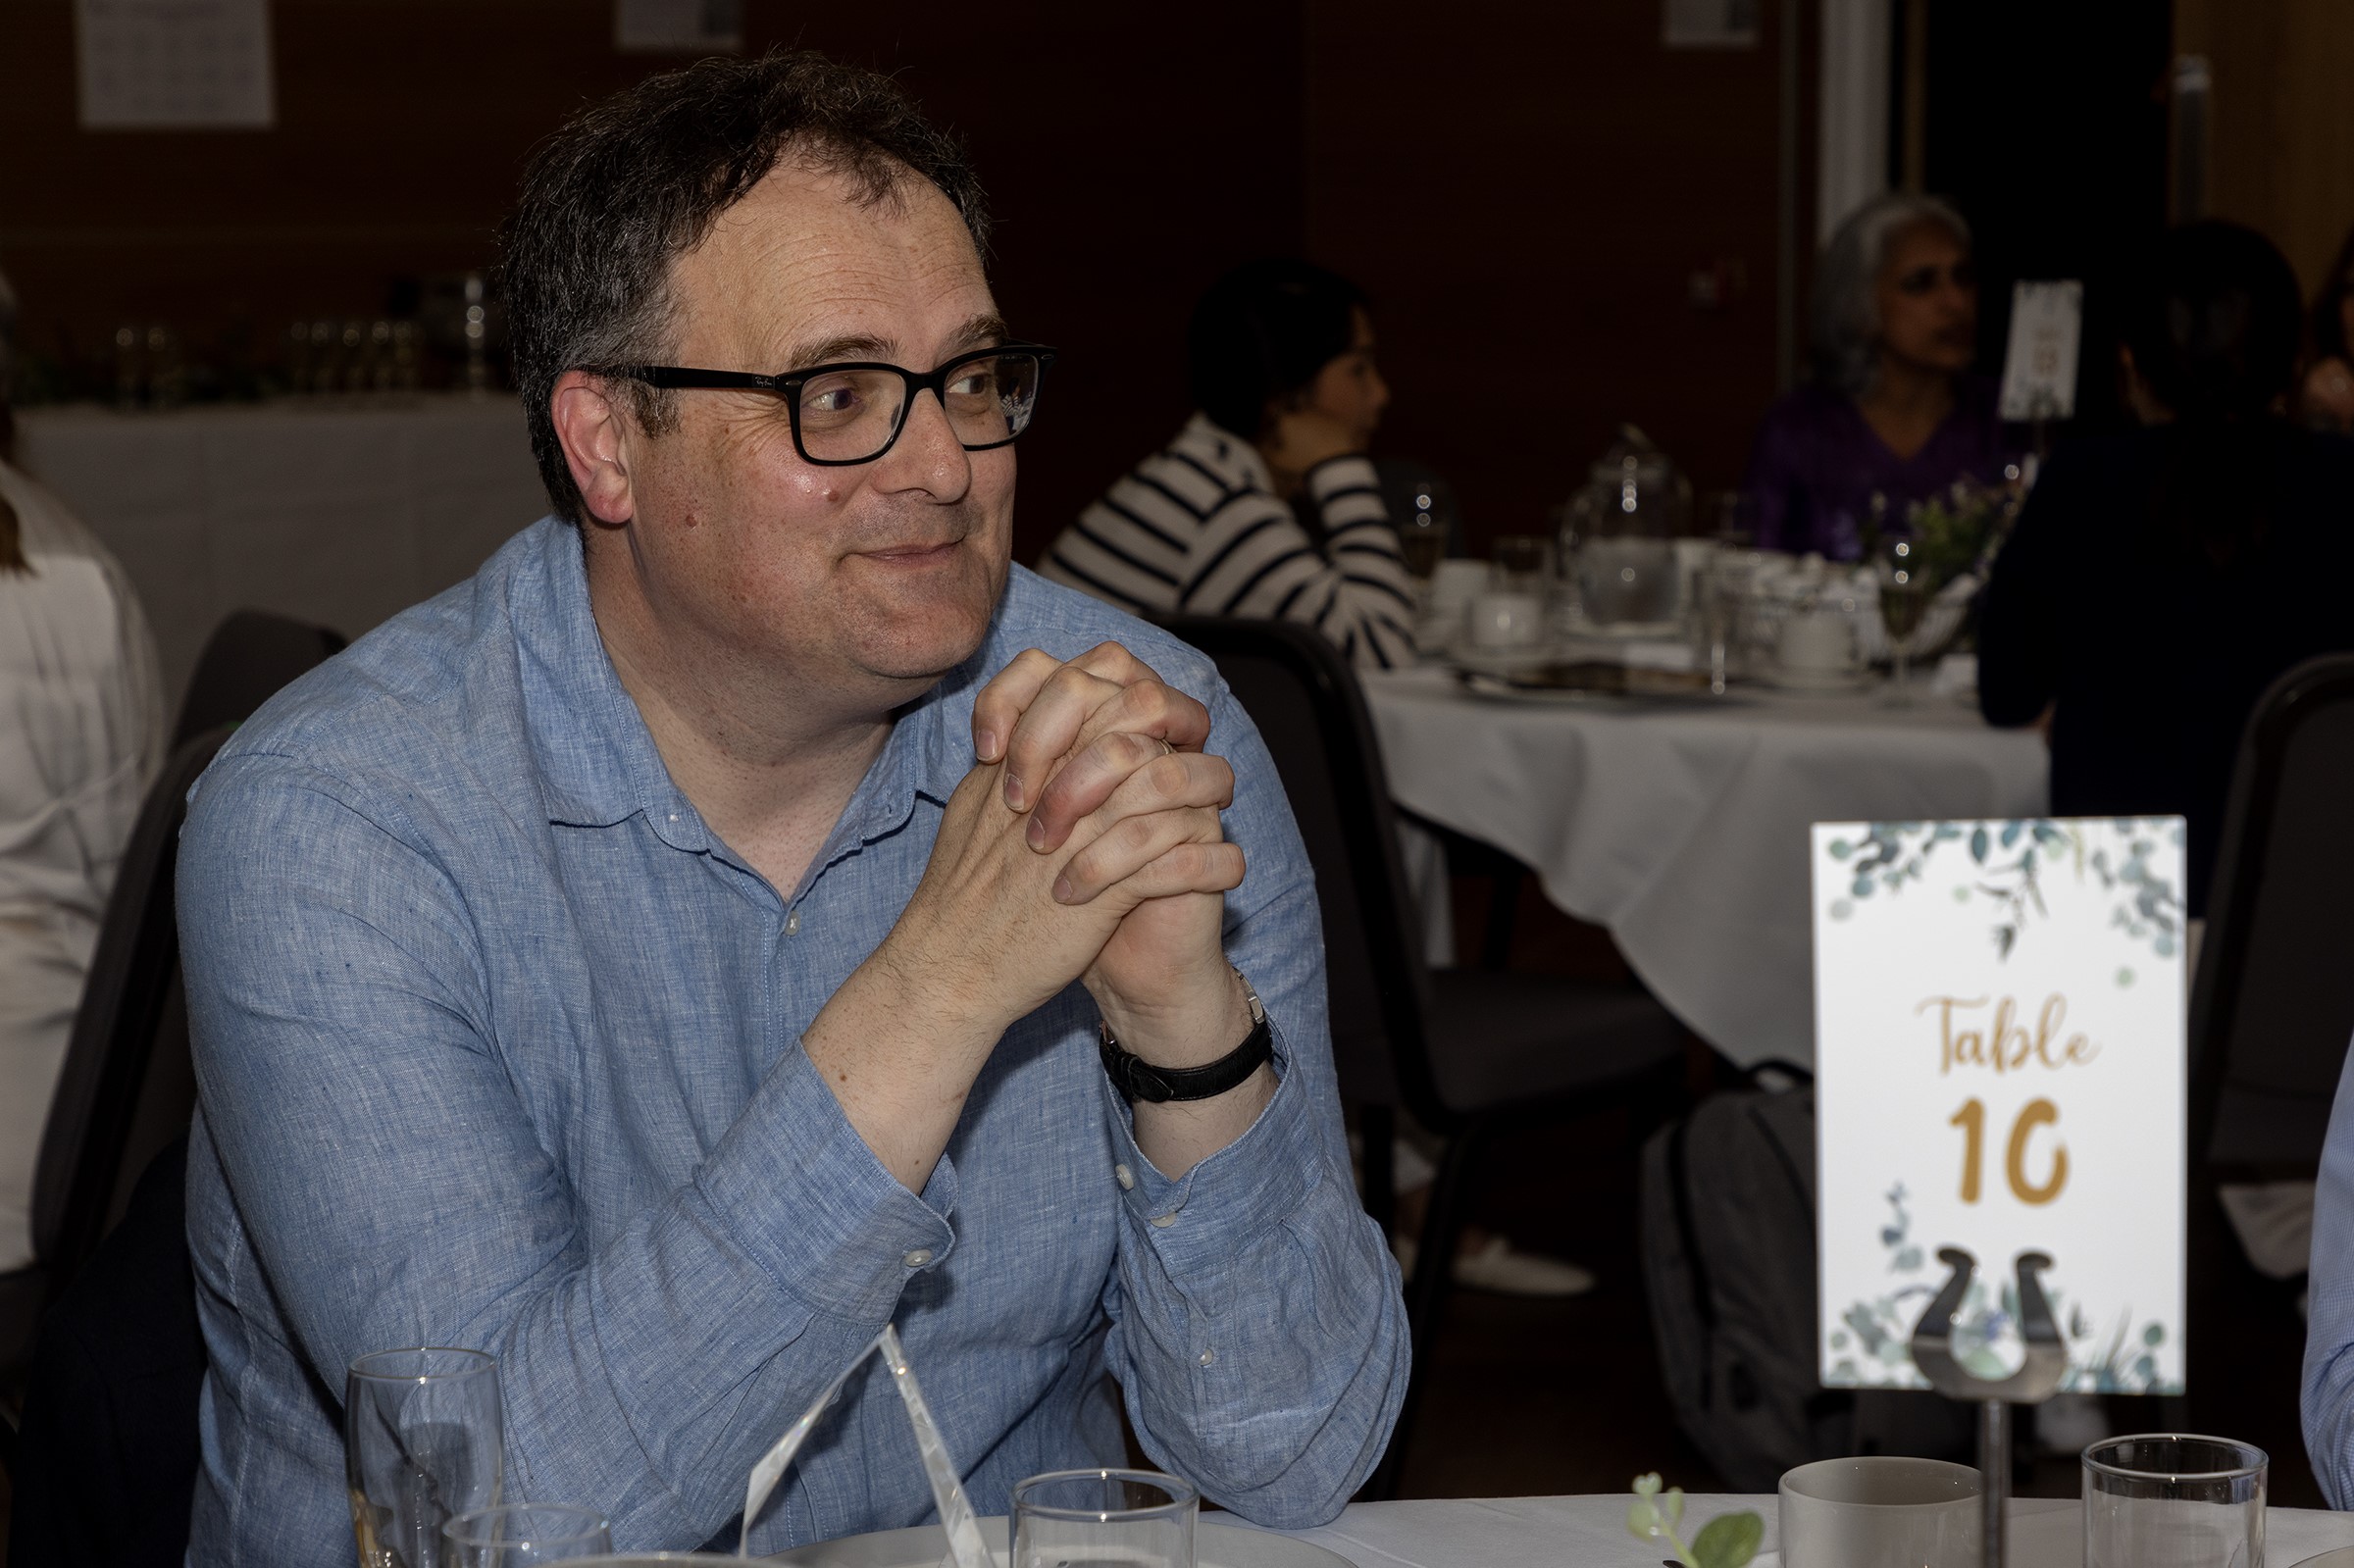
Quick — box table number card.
[1812,817,2186,1395]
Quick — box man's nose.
[873,386,973,499]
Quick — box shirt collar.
[1175,412,1274,494]
[511,519,979,861]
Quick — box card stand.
[1908,1247,2070,1568]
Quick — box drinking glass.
[442,1505,611,1566]
[1012,1468,1198,1568]
[1489,533,1553,592]
[1397,515,1447,583]
[347,1347,505,1568]
[1876,535,1930,705]
[2083,1434,2266,1568]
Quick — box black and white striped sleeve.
[1179,455,1417,670]
[1039,462,1210,617]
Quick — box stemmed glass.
[442,1505,611,1566]
[347,1347,505,1568]
[1876,535,1930,706]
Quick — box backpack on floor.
[1637,1075,1853,1490]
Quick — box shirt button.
[1113,1163,1135,1190]
[1198,1348,1216,1367]
[1150,1213,1178,1229]
[786,910,801,936]
[902,1249,933,1268]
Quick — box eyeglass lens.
[798,352,1043,463]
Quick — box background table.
[1254,1492,2354,1566]
[18,397,547,709]
[1362,666,2050,1068]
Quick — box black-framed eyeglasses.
[592,342,1057,467]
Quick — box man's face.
[603,159,1014,702]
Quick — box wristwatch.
[1098,968,1272,1103]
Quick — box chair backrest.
[171,608,345,748]
[1164,617,1455,1131]
[2190,653,2354,1174]
[29,725,235,1287]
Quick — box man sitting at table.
[177,52,1407,1563]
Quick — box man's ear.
[551,371,639,526]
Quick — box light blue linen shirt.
[179,518,1407,1564]
[2301,1030,2354,1502]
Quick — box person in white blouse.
[0,269,166,1271]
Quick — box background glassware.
[443,1505,610,1567]
[1876,535,1930,705]
[2083,1434,2266,1568]
[1012,1468,1198,1568]
[1488,533,1553,591]
[1398,514,1446,582]
[348,1347,505,1568]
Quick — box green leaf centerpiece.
[1626,1473,1764,1568]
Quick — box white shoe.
[1392,1235,1597,1297]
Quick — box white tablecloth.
[1361,666,2050,1068]
[17,398,548,709]
[1255,1492,2354,1566]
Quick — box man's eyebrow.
[784,332,894,371]
[781,315,1011,373]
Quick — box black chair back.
[1165,617,1455,1132]
[2190,653,2354,1174]
[9,1135,205,1568]
[28,726,233,1289]
[171,608,345,748]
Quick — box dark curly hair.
[501,50,991,523]
[1186,260,1368,441]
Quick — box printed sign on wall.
[1813,817,2186,1395]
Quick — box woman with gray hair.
[1742,193,2020,558]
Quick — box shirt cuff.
[1096,1018,1329,1277]
[694,1040,957,1323]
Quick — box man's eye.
[803,383,861,417]
[946,371,994,399]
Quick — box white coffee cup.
[1778,1456,1982,1567]
[1775,608,1856,676]
[1465,590,1546,651]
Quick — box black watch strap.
[1098,969,1271,1103]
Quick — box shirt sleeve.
[179,750,962,1550]
[1179,455,1418,672]
[2305,1027,2354,1506]
[1089,683,1410,1528]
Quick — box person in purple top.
[1743,194,2021,559]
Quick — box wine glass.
[442,1505,611,1567]
[1876,536,1930,706]
[347,1347,504,1568]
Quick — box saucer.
[1763,665,1870,694]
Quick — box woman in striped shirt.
[1041,260,1418,669]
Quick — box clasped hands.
[878,640,1253,1068]
[807,639,1266,1189]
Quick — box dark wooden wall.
[1,0,1790,564]
[1306,0,1789,546]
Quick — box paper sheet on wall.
[1813,817,2186,1395]
[614,0,742,53]
[1663,0,1760,47]
[76,0,274,129]
[1999,280,2084,423]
